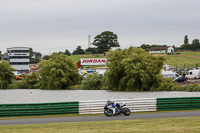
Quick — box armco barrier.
[79,98,157,114]
[157,97,200,111]
[1,97,200,117]
[0,101,79,117]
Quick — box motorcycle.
[104,101,131,117]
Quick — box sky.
[0,0,200,55]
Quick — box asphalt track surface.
[0,111,200,125]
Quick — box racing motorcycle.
[104,100,131,117]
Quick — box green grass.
[1,117,200,133]
[152,52,200,68]
[164,55,200,68]
[69,52,200,68]
[181,52,200,56]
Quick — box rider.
[107,100,118,112]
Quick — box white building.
[7,47,30,73]
[149,46,174,53]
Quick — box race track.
[0,111,200,125]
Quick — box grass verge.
[1,117,200,133]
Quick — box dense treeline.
[2,31,200,91]
[138,35,200,52]
[1,47,200,91]
[178,35,200,51]
[4,53,82,90]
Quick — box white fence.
[79,98,157,114]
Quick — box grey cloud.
[0,0,200,54]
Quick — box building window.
[9,50,29,53]
[10,56,29,59]
[10,62,29,65]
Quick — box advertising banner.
[80,58,107,65]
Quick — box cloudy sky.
[0,0,200,55]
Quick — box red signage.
[80,58,107,65]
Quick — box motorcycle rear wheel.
[122,108,131,116]
[104,109,113,117]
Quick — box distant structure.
[149,46,174,53]
[88,35,91,48]
[7,47,30,73]
[2,53,9,61]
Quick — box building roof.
[7,47,30,51]
[149,46,170,51]
[7,47,30,49]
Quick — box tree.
[29,48,34,61]
[72,46,85,55]
[81,73,103,90]
[92,31,120,53]
[0,50,2,60]
[172,45,176,52]
[0,60,15,89]
[192,39,200,44]
[85,47,99,54]
[42,55,50,60]
[191,39,200,51]
[180,43,191,50]
[35,52,42,59]
[32,52,42,63]
[23,72,40,89]
[38,53,82,89]
[64,49,71,56]
[184,35,189,44]
[179,35,190,50]
[139,44,151,51]
[104,47,165,91]
[30,48,42,63]
[151,44,167,47]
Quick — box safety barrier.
[157,97,200,111]
[0,101,79,117]
[1,97,200,117]
[79,98,157,114]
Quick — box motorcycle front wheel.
[122,108,131,116]
[104,109,113,117]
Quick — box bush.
[8,81,28,89]
[81,73,103,90]
[155,77,179,91]
[85,52,92,54]
[8,72,40,89]
[180,84,200,92]
[23,72,40,89]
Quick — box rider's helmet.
[107,100,114,105]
